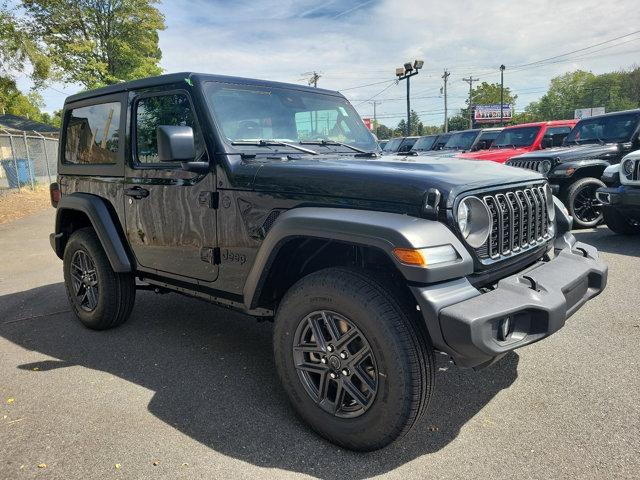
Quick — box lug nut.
[339,351,348,359]
[320,357,327,364]
[341,368,350,376]
[329,372,337,379]
[327,345,334,352]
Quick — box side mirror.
[552,133,567,147]
[157,125,196,162]
[540,136,553,149]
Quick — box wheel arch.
[53,193,133,272]
[243,207,473,311]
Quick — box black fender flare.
[549,158,610,180]
[242,207,474,310]
[53,193,132,272]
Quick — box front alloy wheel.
[273,267,435,451]
[293,310,378,418]
[567,177,606,228]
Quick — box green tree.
[374,122,394,139]
[0,7,50,85]
[394,110,425,136]
[0,76,45,119]
[22,0,166,89]
[446,114,468,132]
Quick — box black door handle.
[124,186,150,199]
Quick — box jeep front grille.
[506,158,541,172]
[477,185,552,261]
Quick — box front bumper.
[596,185,640,217]
[411,241,607,368]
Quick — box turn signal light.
[393,248,425,266]
[393,245,459,267]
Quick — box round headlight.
[456,196,491,248]
[623,159,634,177]
[538,160,552,175]
[545,184,555,223]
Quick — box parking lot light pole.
[395,60,424,136]
[500,64,506,125]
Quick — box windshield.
[204,82,377,152]
[493,126,541,148]
[443,131,479,150]
[383,137,403,152]
[432,134,452,150]
[411,135,437,151]
[564,112,640,144]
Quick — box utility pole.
[442,69,450,132]
[462,76,479,129]
[500,65,506,125]
[306,71,322,88]
[369,100,381,137]
[395,60,423,136]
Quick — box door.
[124,89,218,282]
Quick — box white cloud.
[29,0,640,126]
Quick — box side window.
[135,93,204,165]
[64,102,121,164]
[545,126,571,146]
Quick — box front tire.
[63,227,136,330]
[566,177,606,228]
[273,267,435,451]
[603,208,640,234]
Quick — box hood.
[460,146,531,163]
[248,154,544,209]
[511,143,621,162]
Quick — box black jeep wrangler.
[506,109,640,228]
[596,152,640,234]
[50,72,607,451]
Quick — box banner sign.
[474,104,512,123]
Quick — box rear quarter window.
[64,102,121,165]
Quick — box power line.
[340,78,396,91]
[508,29,640,70]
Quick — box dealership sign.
[362,118,373,130]
[474,104,512,123]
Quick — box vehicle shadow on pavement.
[573,226,640,257]
[0,283,519,479]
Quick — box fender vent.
[260,210,283,236]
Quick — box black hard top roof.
[64,72,342,104]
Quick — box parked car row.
[378,108,640,230]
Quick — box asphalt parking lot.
[1,209,638,480]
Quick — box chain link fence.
[0,130,58,193]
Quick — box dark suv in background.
[597,152,640,234]
[507,109,640,228]
[49,72,607,451]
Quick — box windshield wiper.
[231,139,318,155]
[300,139,369,154]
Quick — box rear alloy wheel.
[567,177,606,228]
[63,227,136,330]
[273,267,435,451]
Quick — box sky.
[17,0,640,128]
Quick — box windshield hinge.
[198,191,219,209]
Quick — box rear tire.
[63,227,136,330]
[566,177,606,228]
[273,267,435,451]
[603,208,640,234]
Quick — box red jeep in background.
[459,119,578,164]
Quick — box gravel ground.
[0,209,638,479]
[0,187,50,225]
